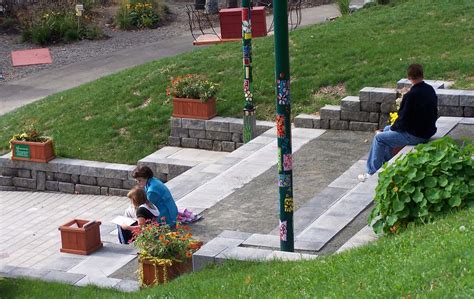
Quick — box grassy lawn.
[0,0,473,164]
[1,208,472,298]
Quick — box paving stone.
[100,186,109,195]
[193,237,243,271]
[294,240,325,251]
[460,90,474,107]
[438,106,464,117]
[360,101,380,112]
[369,112,380,123]
[370,88,397,103]
[55,172,72,183]
[380,100,397,113]
[206,131,231,141]
[320,105,341,120]
[75,184,101,195]
[464,107,474,117]
[96,177,122,188]
[436,89,461,106]
[36,171,46,191]
[231,133,242,143]
[0,175,13,186]
[109,188,129,197]
[329,120,349,130]
[45,180,59,191]
[243,234,280,248]
[397,78,411,89]
[337,226,378,253]
[43,271,86,284]
[114,279,140,292]
[229,122,243,133]
[182,118,206,130]
[341,111,369,122]
[0,186,16,191]
[221,141,236,152]
[236,142,244,149]
[313,116,321,129]
[205,119,230,132]
[181,137,198,148]
[349,121,378,132]
[168,136,181,147]
[171,127,189,138]
[189,129,206,139]
[18,169,31,178]
[359,87,373,102]
[320,119,330,129]
[294,114,317,128]
[46,171,54,180]
[1,167,18,177]
[216,247,273,262]
[58,182,75,193]
[9,267,51,279]
[170,117,182,128]
[266,251,318,261]
[13,177,36,189]
[79,175,97,186]
[340,96,360,111]
[425,80,444,89]
[217,230,253,240]
[212,140,222,151]
[75,276,121,288]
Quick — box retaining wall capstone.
[169,117,274,152]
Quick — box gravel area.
[0,1,195,82]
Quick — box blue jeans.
[366,126,428,175]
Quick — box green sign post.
[242,0,256,143]
[14,144,31,159]
[273,0,294,251]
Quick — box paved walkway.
[0,1,363,116]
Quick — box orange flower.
[185,251,192,258]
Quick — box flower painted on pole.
[276,114,285,138]
[277,79,290,105]
[284,196,294,212]
[283,153,292,171]
[278,174,291,187]
[280,220,287,241]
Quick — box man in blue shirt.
[132,165,178,227]
[359,64,438,181]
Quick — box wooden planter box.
[140,257,193,287]
[10,139,55,163]
[219,6,267,39]
[58,219,103,255]
[172,97,216,120]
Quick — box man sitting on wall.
[359,63,438,181]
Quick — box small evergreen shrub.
[369,136,474,234]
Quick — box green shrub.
[369,136,474,234]
[21,10,104,45]
[336,0,351,16]
[115,0,168,30]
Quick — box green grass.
[1,208,473,298]
[0,0,473,164]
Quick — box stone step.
[336,225,378,253]
[175,127,326,213]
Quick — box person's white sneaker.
[358,173,371,182]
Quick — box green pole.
[242,0,256,143]
[273,0,294,251]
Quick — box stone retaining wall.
[295,82,474,131]
[169,117,274,151]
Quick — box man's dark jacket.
[392,81,438,139]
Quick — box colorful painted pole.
[273,0,294,251]
[242,0,256,143]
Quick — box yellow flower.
[389,112,398,125]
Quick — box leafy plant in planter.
[10,124,55,163]
[368,136,474,234]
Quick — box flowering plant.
[10,123,51,144]
[167,74,218,102]
[390,86,410,125]
[132,220,202,261]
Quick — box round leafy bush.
[368,136,474,234]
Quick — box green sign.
[14,144,30,159]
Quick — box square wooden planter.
[219,6,267,39]
[58,219,103,255]
[10,139,55,163]
[140,257,193,287]
[172,97,216,120]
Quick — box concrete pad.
[43,270,86,284]
[114,279,140,292]
[337,226,378,253]
[216,247,273,261]
[75,276,121,288]
[11,48,52,66]
[266,251,318,261]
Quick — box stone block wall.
[295,82,474,131]
[169,117,274,151]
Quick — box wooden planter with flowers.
[132,221,202,287]
[168,74,218,120]
[10,139,55,163]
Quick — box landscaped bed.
[0,0,473,165]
